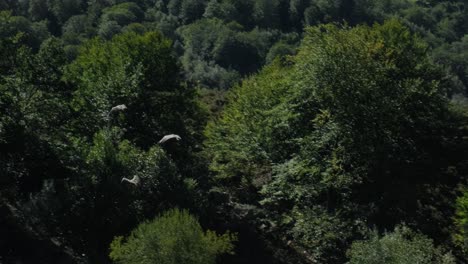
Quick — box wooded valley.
[1,0,468,263]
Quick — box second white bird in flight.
[110,104,127,113]
[158,134,181,144]
[121,175,140,186]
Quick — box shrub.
[347,226,455,264]
[110,208,236,264]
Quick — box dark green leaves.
[205,20,463,262]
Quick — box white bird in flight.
[158,134,181,144]
[106,104,127,120]
[121,175,141,186]
[110,104,127,113]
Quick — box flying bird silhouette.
[121,175,141,186]
[110,104,127,113]
[106,104,127,120]
[158,134,181,144]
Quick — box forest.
[1,0,468,263]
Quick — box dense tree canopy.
[1,1,468,264]
[0,0,466,91]
[0,26,208,263]
[205,19,468,263]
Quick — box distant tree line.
[0,0,467,91]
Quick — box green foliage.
[433,35,468,94]
[0,27,208,262]
[109,208,236,264]
[27,0,49,22]
[2,0,468,91]
[347,226,455,264]
[454,186,468,250]
[202,0,254,28]
[66,31,207,192]
[61,14,94,58]
[1,0,468,263]
[67,31,201,146]
[122,22,146,34]
[96,2,144,39]
[204,60,293,187]
[205,20,463,262]
[0,10,50,50]
[178,18,281,88]
[62,14,89,40]
[98,20,122,39]
[265,40,296,65]
[293,20,447,161]
[48,0,84,25]
[23,125,191,261]
[0,36,70,193]
[169,0,206,24]
[101,2,143,26]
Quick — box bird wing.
[133,176,141,185]
[158,134,182,144]
[110,104,127,113]
[158,135,169,144]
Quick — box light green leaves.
[110,208,236,264]
[347,226,455,264]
